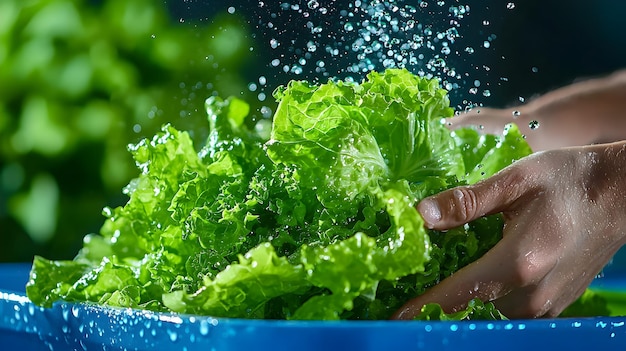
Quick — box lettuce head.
[26,69,532,320]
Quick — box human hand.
[448,70,626,152]
[392,141,626,319]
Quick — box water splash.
[250,0,514,110]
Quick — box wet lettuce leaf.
[416,298,507,321]
[559,289,611,318]
[27,69,533,320]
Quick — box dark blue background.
[168,0,626,108]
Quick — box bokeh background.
[1,0,625,263]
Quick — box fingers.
[394,164,546,320]
[418,165,530,230]
[396,145,624,320]
[492,283,554,318]
[391,239,516,319]
[493,267,595,318]
[391,230,555,320]
[391,239,593,320]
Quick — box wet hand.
[392,142,626,319]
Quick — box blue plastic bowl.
[2,257,626,351]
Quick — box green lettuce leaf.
[163,243,308,318]
[27,69,536,320]
[416,298,507,321]
[453,124,532,184]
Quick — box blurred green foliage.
[0,0,256,261]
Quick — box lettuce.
[26,69,532,320]
[416,299,507,321]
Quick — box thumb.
[418,167,528,230]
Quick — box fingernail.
[418,199,441,227]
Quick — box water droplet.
[507,2,516,9]
[307,0,319,9]
[596,270,605,279]
[306,41,317,52]
[198,320,209,336]
[529,120,540,130]
[227,6,236,14]
[512,110,521,117]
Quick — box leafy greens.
[26,69,533,320]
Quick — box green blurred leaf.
[9,173,59,243]
[0,0,255,260]
[24,1,83,38]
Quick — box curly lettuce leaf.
[26,256,91,308]
[416,298,507,321]
[163,243,308,318]
[27,69,536,321]
[453,123,532,184]
[267,69,463,210]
